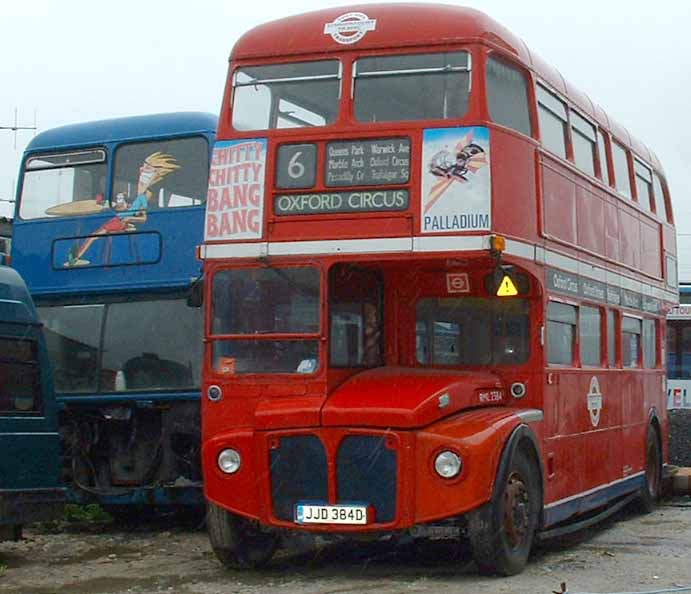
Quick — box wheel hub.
[504,471,529,548]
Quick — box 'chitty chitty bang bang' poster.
[421,126,491,234]
[205,138,267,241]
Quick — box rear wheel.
[638,425,661,513]
[467,447,540,576]
[206,502,278,569]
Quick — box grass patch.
[64,504,113,524]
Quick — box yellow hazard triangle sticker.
[497,275,518,297]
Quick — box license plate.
[295,504,368,525]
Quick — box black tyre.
[207,502,278,569]
[638,425,661,514]
[467,447,541,576]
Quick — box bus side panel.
[0,434,61,492]
[490,131,538,244]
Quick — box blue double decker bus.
[11,112,217,509]
[0,266,64,539]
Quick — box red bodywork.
[201,4,675,534]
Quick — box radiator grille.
[336,435,397,523]
[270,435,327,521]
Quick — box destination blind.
[325,138,410,186]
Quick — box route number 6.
[288,152,305,179]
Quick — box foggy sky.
[2,0,689,276]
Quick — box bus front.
[201,6,545,575]
[12,113,217,510]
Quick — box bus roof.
[230,3,661,172]
[25,112,218,153]
[0,266,38,324]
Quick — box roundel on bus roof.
[323,12,377,45]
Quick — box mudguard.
[413,407,544,525]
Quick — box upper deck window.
[571,112,596,177]
[612,141,632,198]
[653,173,670,222]
[354,52,471,123]
[486,56,531,136]
[232,61,341,131]
[19,149,107,220]
[597,129,610,184]
[537,85,567,158]
[634,159,653,212]
[113,137,209,209]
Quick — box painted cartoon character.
[424,132,488,214]
[66,152,179,267]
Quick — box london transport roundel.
[323,12,377,45]
[587,376,603,427]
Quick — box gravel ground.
[1,499,691,594]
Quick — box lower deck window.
[38,298,202,393]
[416,297,529,366]
[579,305,602,366]
[642,318,656,368]
[329,265,383,368]
[0,336,42,413]
[623,316,642,368]
[547,302,576,365]
[607,309,617,366]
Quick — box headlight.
[434,450,462,479]
[217,448,241,474]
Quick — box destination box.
[325,138,410,187]
[274,190,409,215]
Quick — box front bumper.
[203,410,521,532]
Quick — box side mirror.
[188,276,204,307]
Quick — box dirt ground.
[1,498,690,594]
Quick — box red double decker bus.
[199,5,677,575]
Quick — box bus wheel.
[467,448,540,576]
[207,502,277,569]
[638,425,661,514]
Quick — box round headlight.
[434,450,462,479]
[217,448,241,474]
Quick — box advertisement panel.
[421,126,491,234]
[205,139,267,241]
